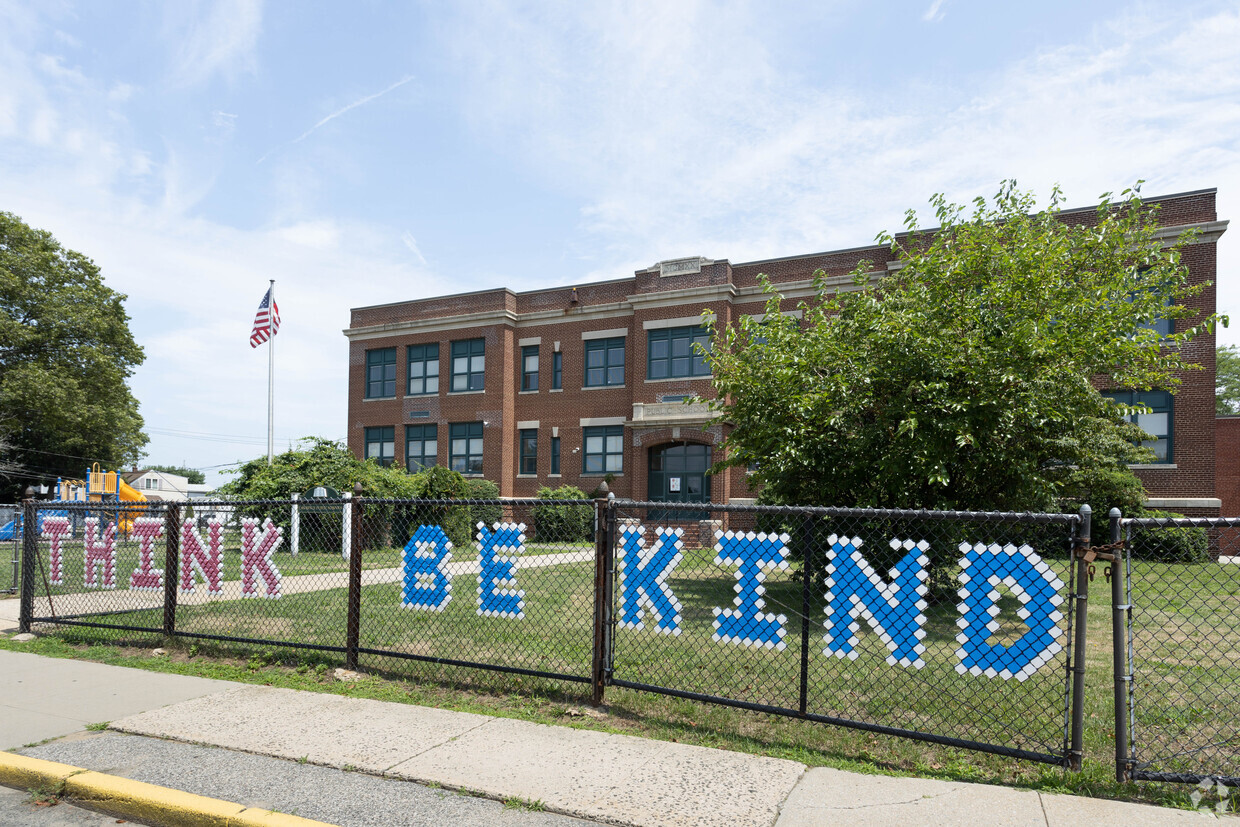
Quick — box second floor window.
[366,348,396,398]
[552,351,562,389]
[451,338,485,392]
[1104,390,1173,463]
[407,344,439,395]
[647,326,711,379]
[585,337,625,387]
[521,345,539,391]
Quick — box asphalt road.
[0,783,144,827]
[20,731,594,827]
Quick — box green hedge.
[531,485,593,544]
[465,478,503,533]
[1129,510,1210,564]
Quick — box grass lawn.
[0,539,17,593]
[1123,554,1240,781]
[12,534,1240,813]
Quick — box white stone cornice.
[1153,220,1228,246]
[344,308,519,341]
[344,302,638,341]
[626,283,737,307]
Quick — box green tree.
[1218,344,1240,415]
[145,464,206,485]
[707,182,1223,513]
[217,437,420,500]
[0,212,146,483]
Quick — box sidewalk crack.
[832,787,964,810]
[382,716,495,773]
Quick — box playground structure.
[0,464,147,540]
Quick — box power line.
[8,445,112,463]
[146,427,304,446]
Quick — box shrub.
[531,485,592,544]
[1129,510,1210,564]
[407,466,473,548]
[465,478,503,532]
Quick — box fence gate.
[1119,515,1240,784]
[605,499,1084,767]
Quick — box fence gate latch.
[1074,540,1126,564]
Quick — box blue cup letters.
[954,543,1065,681]
[393,517,1067,681]
[619,526,684,635]
[712,530,791,651]
[824,536,929,668]
[477,522,526,620]
[401,525,454,611]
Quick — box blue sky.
[2,0,1238,486]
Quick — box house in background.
[345,189,1226,516]
[122,469,212,503]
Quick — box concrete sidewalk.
[0,645,1216,826]
[0,598,20,633]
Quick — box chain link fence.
[33,493,1240,781]
[606,500,1082,766]
[20,496,600,687]
[353,497,598,683]
[1120,514,1240,784]
[0,504,18,594]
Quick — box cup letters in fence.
[40,516,279,598]
[393,521,1064,681]
[39,513,1068,681]
[40,515,69,586]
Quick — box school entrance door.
[647,443,712,520]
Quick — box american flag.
[249,286,280,348]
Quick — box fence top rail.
[612,499,1082,524]
[354,497,596,507]
[1123,516,1240,528]
[31,496,598,510]
[34,499,243,510]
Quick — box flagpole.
[267,279,275,466]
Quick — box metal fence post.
[290,493,300,556]
[9,506,19,597]
[798,512,814,716]
[345,482,363,670]
[1068,503,1092,771]
[342,490,353,560]
[605,495,617,680]
[590,494,611,707]
[1109,508,1132,782]
[163,502,180,639]
[18,489,35,633]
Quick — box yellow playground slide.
[85,466,149,534]
[116,476,146,533]
[117,478,146,504]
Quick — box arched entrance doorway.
[648,443,711,520]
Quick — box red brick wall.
[1217,418,1240,516]
[345,189,1223,509]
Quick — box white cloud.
[442,2,1240,285]
[3,0,1239,484]
[270,220,341,251]
[165,0,262,87]
[923,0,947,23]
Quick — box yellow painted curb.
[0,751,335,826]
